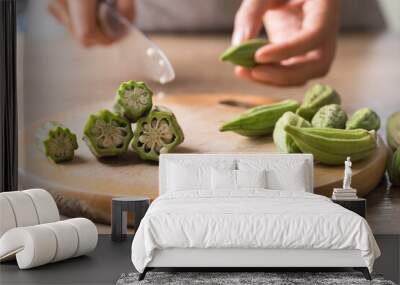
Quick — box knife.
[98,0,175,84]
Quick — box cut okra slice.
[83,110,133,158]
[114,80,153,122]
[132,106,184,161]
[35,121,78,163]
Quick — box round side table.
[111,196,150,242]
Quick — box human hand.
[232,0,340,86]
[48,0,135,47]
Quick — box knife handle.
[98,0,129,39]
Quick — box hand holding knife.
[49,0,175,85]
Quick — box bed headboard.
[159,153,314,195]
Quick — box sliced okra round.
[131,106,184,161]
[83,110,133,158]
[35,121,78,163]
[114,80,153,122]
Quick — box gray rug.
[116,272,396,285]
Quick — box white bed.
[131,154,380,281]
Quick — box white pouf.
[24,189,59,224]
[42,221,79,262]
[0,189,59,237]
[0,218,98,269]
[0,196,17,237]
[65,218,98,257]
[0,225,57,268]
[0,189,98,269]
[1,191,40,227]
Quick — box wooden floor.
[1,235,399,284]
[366,180,400,234]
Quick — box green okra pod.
[387,111,400,151]
[131,106,184,161]
[284,125,377,165]
[83,110,133,158]
[220,99,300,137]
[311,104,347,129]
[114,80,153,123]
[297,84,341,121]
[220,38,268,68]
[35,121,78,163]
[346,108,380,131]
[273,111,311,153]
[388,147,400,186]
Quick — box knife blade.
[98,0,175,84]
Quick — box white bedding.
[131,190,380,273]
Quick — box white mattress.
[131,190,380,273]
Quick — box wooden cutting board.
[19,94,388,223]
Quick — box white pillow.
[236,169,267,189]
[168,163,210,191]
[167,160,236,192]
[211,169,267,191]
[211,168,236,190]
[238,159,308,192]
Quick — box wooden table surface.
[18,32,400,234]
